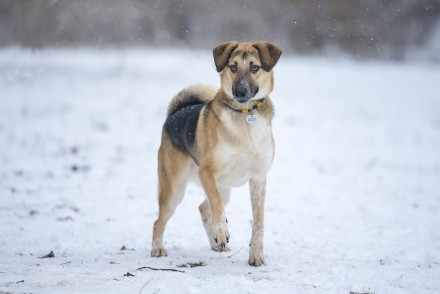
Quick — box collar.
[224,98,265,113]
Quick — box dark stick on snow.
[137,266,185,273]
[39,251,55,259]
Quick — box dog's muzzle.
[233,75,259,103]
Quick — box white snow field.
[0,47,439,294]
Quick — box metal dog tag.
[246,114,257,125]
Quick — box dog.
[151,41,282,266]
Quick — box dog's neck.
[223,98,265,113]
[214,89,275,122]
[217,90,266,113]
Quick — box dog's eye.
[229,64,237,73]
[250,64,260,74]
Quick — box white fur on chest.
[216,112,274,187]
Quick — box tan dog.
[151,41,282,266]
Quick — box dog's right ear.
[213,41,239,72]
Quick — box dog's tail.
[167,84,217,116]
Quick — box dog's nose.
[233,77,251,102]
[233,86,248,100]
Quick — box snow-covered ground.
[0,47,439,294]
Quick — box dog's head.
[213,41,282,103]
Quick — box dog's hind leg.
[199,185,231,252]
[151,144,191,257]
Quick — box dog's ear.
[253,41,282,72]
[213,41,239,72]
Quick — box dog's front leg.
[249,177,267,266]
[199,167,229,249]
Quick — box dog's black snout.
[233,86,248,100]
[233,76,252,102]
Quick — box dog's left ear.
[253,41,282,72]
[213,41,239,72]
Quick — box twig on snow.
[139,278,153,294]
[350,287,376,294]
[227,247,245,258]
[177,261,205,268]
[39,251,55,259]
[137,266,184,273]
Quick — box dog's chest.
[216,114,274,187]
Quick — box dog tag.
[246,114,257,125]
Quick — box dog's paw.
[248,251,265,267]
[212,244,231,252]
[212,223,230,249]
[151,247,168,257]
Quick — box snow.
[1,47,439,294]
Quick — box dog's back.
[163,85,217,162]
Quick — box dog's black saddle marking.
[164,102,203,160]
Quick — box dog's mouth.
[232,86,259,104]
[235,98,250,103]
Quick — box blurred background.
[1,1,440,292]
[1,0,439,61]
